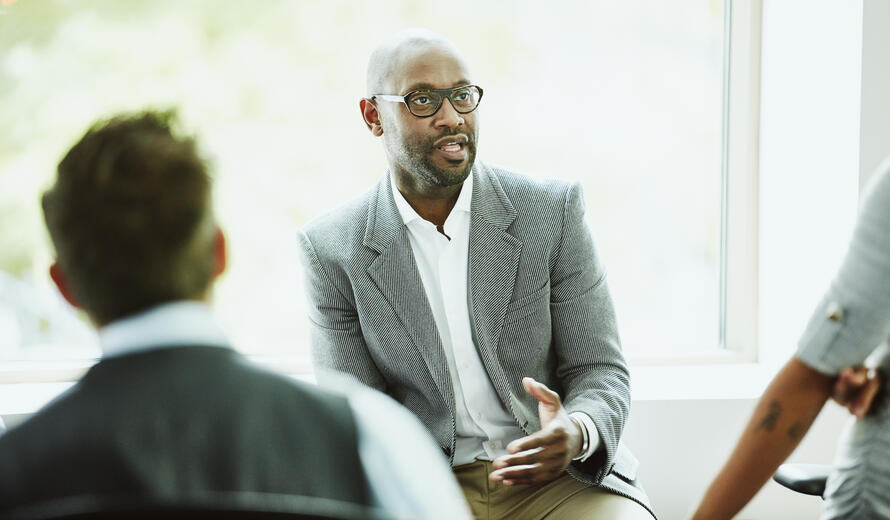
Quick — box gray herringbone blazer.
[298,161,652,515]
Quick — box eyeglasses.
[372,85,483,118]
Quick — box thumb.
[523,377,561,407]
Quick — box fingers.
[505,424,568,454]
[490,429,572,486]
[489,452,566,486]
[833,366,883,418]
[491,447,547,469]
[832,366,869,405]
[493,445,568,469]
[844,367,868,387]
[489,454,562,486]
[488,378,573,487]
[522,377,561,407]
[490,463,563,486]
[490,463,539,486]
[850,372,881,419]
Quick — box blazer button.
[826,302,844,323]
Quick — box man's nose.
[433,98,464,128]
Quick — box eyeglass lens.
[406,86,481,117]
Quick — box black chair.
[773,463,832,497]
[3,493,395,520]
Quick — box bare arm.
[692,356,835,520]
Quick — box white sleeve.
[569,411,601,462]
[339,380,471,520]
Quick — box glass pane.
[480,1,725,357]
[0,0,724,366]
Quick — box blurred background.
[0,0,724,366]
[6,2,887,518]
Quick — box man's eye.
[411,95,432,105]
[454,92,470,101]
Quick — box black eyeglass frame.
[372,85,484,118]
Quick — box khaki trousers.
[454,460,653,520]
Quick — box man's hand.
[832,366,882,419]
[489,377,583,487]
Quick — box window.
[0,0,761,380]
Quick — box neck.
[403,189,460,227]
[392,171,464,227]
[90,293,213,330]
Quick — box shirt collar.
[98,301,230,358]
[389,169,474,226]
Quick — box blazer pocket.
[503,284,549,325]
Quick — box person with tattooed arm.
[693,158,890,519]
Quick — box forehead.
[389,43,471,94]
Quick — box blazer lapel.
[468,163,522,362]
[364,174,453,404]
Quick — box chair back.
[772,463,832,497]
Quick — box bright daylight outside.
[0,0,725,372]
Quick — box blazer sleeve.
[549,182,630,482]
[297,229,387,392]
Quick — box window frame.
[625,0,763,366]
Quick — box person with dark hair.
[298,29,654,519]
[0,111,469,519]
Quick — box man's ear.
[49,262,80,309]
[212,227,227,279]
[360,98,384,137]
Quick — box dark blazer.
[298,162,653,516]
[0,346,374,517]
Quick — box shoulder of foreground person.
[318,370,472,520]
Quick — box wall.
[859,0,890,187]
[624,398,848,519]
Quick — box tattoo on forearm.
[787,406,822,441]
[757,401,782,432]
[787,422,805,440]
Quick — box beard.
[392,130,477,188]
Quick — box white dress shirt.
[390,174,599,465]
[98,301,470,520]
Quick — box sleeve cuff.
[569,412,601,462]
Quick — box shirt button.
[826,302,844,322]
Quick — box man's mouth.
[433,134,469,161]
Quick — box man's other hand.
[489,377,583,486]
[832,366,882,419]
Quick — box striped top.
[795,157,890,519]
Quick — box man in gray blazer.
[298,29,654,519]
